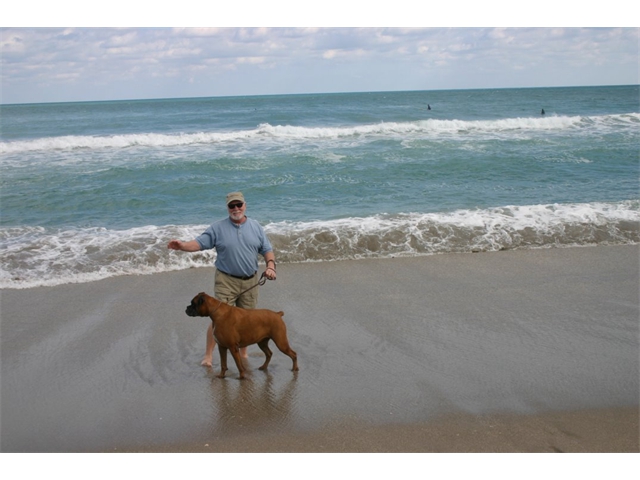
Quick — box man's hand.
[167,240,183,250]
[264,266,277,280]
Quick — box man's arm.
[263,251,277,280]
[167,239,202,252]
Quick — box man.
[168,192,277,367]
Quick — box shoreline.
[2,245,638,452]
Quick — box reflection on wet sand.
[206,357,300,437]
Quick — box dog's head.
[185,292,209,317]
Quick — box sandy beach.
[1,245,638,453]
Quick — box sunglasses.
[227,202,244,209]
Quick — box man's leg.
[236,279,260,359]
[201,322,216,367]
[202,269,237,367]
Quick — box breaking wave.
[2,113,638,154]
[1,201,638,289]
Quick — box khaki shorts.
[214,269,259,309]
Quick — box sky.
[1,4,638,104]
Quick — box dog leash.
[209,272,271,316]
[229,271,271,303]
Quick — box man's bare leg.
[201,322,216,367]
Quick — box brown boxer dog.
[186,292,298,379]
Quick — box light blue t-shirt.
[195,216,273,277]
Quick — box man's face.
[227,200,246,222]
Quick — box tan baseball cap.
[226,192,245,205]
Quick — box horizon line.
[3,83,638,107]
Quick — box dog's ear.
[196,293,206,307]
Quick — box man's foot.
[201,356,213,367]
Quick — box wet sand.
[1,245,638,452]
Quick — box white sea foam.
[2,113,638,154]
[266,201,640,261]
[1,201,638,289]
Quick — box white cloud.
[1,27,638,104]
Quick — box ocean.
[1,85,639,289]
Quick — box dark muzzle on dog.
[185,293,206,317]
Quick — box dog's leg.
[272,334,299,372]
[217,346,228,379]
[257,338,273,370]
[287,348,299,372]
[229,346,246,380]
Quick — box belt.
[219,270,256,281]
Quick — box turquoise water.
[1,86,639,288]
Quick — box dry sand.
[1,245,638,453]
